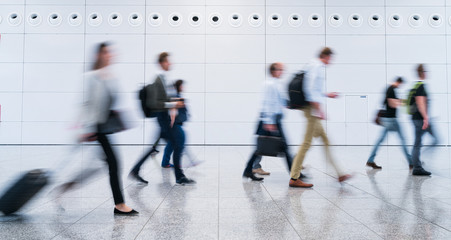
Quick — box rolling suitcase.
[0,169,49,215]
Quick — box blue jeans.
[368,117,411,164]
[412,120,438,169]
[162,124,185,166]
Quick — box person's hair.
[417,64,425,78]
[174,79,184,94]
[158,52,169,64]
[395,77,404,83]
[92,42,110,70]
[319,47,333,59]
[269,63,281,74]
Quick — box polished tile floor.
[1,144,451,239]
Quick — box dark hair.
[174,79,184,94]
[158,52,169,63]
[319,47,333,58]
[417,64,425,78]
[395,77,404,83]
[92,42,110,70]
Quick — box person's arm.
[416,96,428,130]
[261,83,278,131]
[387,98,401,108]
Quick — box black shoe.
[150,148,159,156]
[243,172,264,181]
[366,162,382,169]
[412,168,431,176]
[409,165,413,170]
[128,172,148,184]
[176,177,196,185]
[114,208,139,215]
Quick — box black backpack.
[288,72,309,109]
[138,84,157,118]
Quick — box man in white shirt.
[289,47,351,188]
[243,63,312,187]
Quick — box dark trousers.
[412,120,438,169]
[162,124,185,166]
[97,132,124,205]
[244,115,292,174]
[131,133,160,174]
[157,112,185,180]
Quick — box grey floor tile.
[53,223,143,240]
[291,223,382,240]
[137,223,218,240]
[368,223,451,240]
[219,222,300,240]
[0,223,69,240]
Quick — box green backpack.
[406,82,424,115]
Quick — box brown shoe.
[366,162,382,169]
[289,179,313,188]
[252,168,270,175]
[338,174,352,183]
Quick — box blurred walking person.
[410,64,438,176]
[242,63,303,183]
[366,77,412,169]
[289,47,351,188]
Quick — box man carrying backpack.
[410,64,438,176]
[289,47,351,188]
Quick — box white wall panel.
[0,0,25,4]
[111,64,145,93]
[429,94,448,122]
[205,122,255,144]
[25,6,85,34]
[0,34,24,63]
[22,93,81,121]
[326,65,386,93]
[0,93,22,122]
[0,63,23,92]
[387,36,447,64]
[327,122,346,145]
[86,6,145,34]
[326,36,385,63]
[283,108,307,123]
[283,122,305,146]
[206,35,265,63]
[85,35,145,63]
[88,0,145,5]
[387,0,445,7]
[143,120,161,145]
[266,7,325,35]
[326,96,345,122]
[266,35,325,64]
[21,122,73,144]
[147,35,205,64]
[205,93,261,122]
[326,0,383,7]
[24,34,84,63]
[206,6,264,34]
[114,93,143,122]
[345,123,368,145]
[386,7,446,35]
[0,5,25,33]
[205,64,265,93]
[148,0,205,5]
[27,0,85,4]
[207,0,264,5]
[114,121,144,144]
[267,0,324,6]
[183,122,205,144]
[144,64,205,93]
[0,123,22,144]
[23,63,84,92]
[325,7,385,35]
[146,6,205,35]
[345,95,369,123]
[183,93,205,123]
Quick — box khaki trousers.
[290,106,344,179]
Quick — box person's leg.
[276,115,292,172]
[393,119,412,165]
[290,107,316,180]
[412,120,425,169]
[367,124,389,163]
[161,141,173,167]
[97,133,124,205]
[252,157,262,170]
[243,150,264,181]
[316,121,346,177]
[172,125,186,181]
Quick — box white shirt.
[156,70,177,108]
[303,58,326,103]
[260,76,286,125]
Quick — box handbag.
[98,111,126,134]
[256,136,283,157]
[374,109,386,126]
